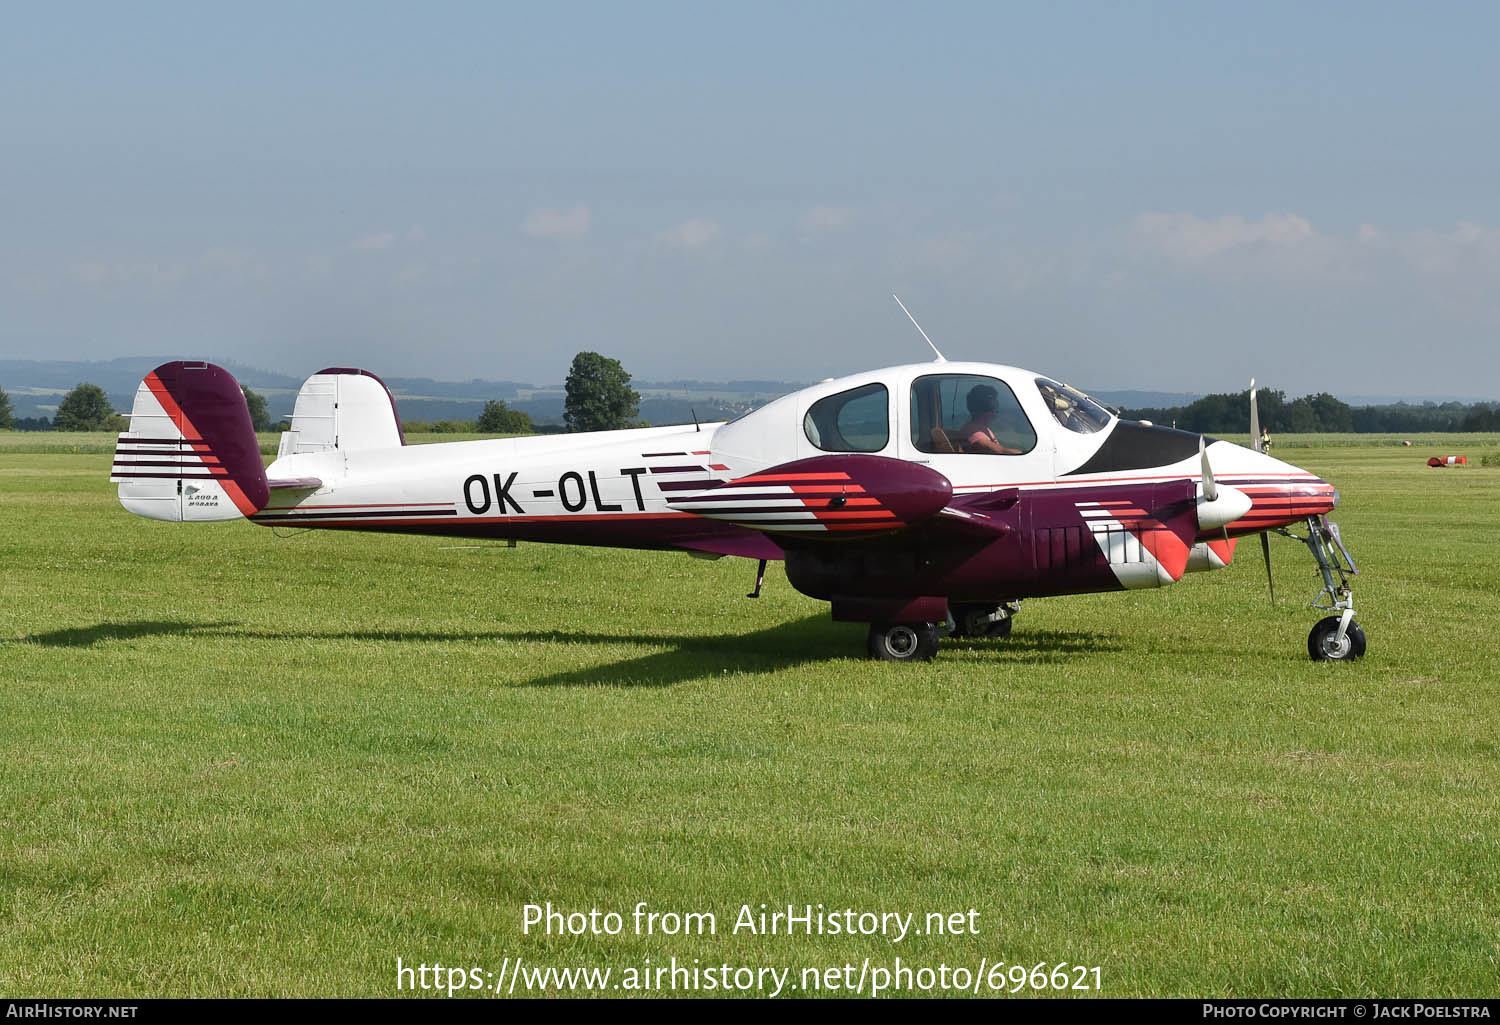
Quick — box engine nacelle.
[1184,537,1238,573]
[1196,483,1253,531]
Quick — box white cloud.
[1133,211,1315,264]
[350,231,396,253]
[199,248,270,281]
[1377,220,1500,278]
[799,205,855,233]
[1132,211,1500,289]
[657,218,721,250]
[72,260,188,287]
[912,236,971,273]
[521,205,591,240]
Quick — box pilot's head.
[966,384,1000,417]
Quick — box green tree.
[564,352,640,433]
[1285,397,1318,433]
[1307,392,1354,432]
[0,386,14,430]
[241,386,273,432]
[476,399,532,434]
[53,383,116,431]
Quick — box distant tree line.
[1121,388,1500,434]
[6,371,1499,436]
[7,373,1499,436]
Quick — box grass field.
[2,434,1498,998]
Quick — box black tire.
[1307,616,1367,661]
[867,622,939,662]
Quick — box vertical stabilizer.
[277,368,405,458]
[110,362,269,522]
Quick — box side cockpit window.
[1035,378,1113,434]
[910,374,1037,455]
[803,383,889,453]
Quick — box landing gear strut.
[1279,515,1365,662]
[949,601,1019,640]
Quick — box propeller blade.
[1260,531,1275,605]
[1199,436,1218,503]
[1249,378,1262,453]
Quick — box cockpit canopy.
[713,361,1116,466]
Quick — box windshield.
[1035,378,1113,434]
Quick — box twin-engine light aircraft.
[110,353,1364,663]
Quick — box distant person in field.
[1261,427,1273,451]
[959,384,1022,455]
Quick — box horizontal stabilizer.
[268,477,323,490]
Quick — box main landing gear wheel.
[1308,616,1367,662]
[868,622,939,662]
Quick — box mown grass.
[1,443,1497,998]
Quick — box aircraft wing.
[666,455,952,538]
[928,488,1019,538]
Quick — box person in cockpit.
[957,384,1022,455]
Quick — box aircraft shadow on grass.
[17,617,1121,688]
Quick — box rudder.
[110,361,269,522]
[277,368,405,457]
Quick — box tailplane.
[110,361,269,522]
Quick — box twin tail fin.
[110,361,270,522]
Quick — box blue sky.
[4,1,1498,395]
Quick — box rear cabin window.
[910,374,1037,455]
[1035,377,1113,434]
[803,383,890,453]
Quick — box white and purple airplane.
[110,353,1362,662]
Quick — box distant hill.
[0,358,534,423]
[5,358,1492,430]
[1086,390,1202,410]
[0,358,801,427]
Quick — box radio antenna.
[892,294,946,362]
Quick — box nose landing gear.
[1280,515,1365,662]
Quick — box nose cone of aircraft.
[1206,440,1338,535]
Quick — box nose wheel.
[1279,516,1366,662]
[1309,614,1367,661]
